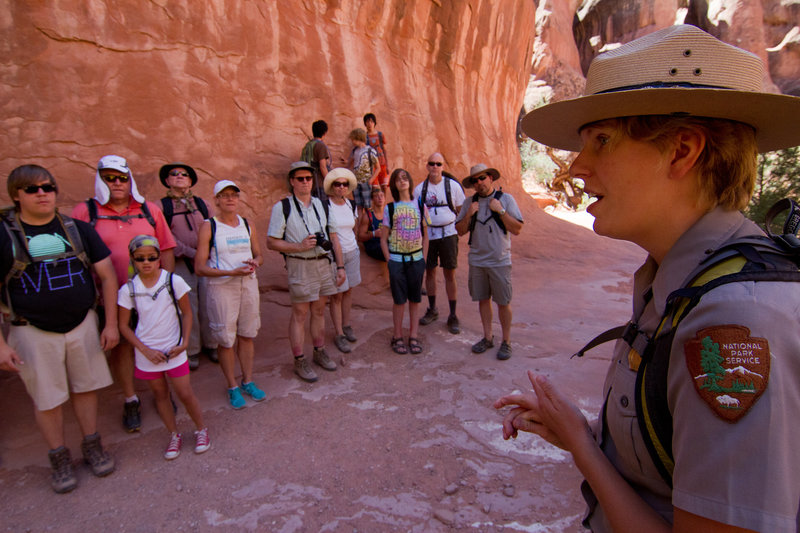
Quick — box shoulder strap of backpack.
[195,197,209,219]
[420,180,428,209]
[0,209,33,287]
[86,199,98,227]
[242,217,250,235]
[209,217,217,249]
[167,272,183,345]
[280,197,291,240]
[140,201,156,228]
[160,197,174,227]
[57,213,91,270]
[388,202,395,230]
[444,177,454,214]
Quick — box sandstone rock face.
[534,0,799,105]
[0,1,535,227]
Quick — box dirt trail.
[0,210,644,532]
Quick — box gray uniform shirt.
[587,207,800,533]
[454,190,522,267]
[267,196,338,259]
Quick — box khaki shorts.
[11,309,112,411]
[468,264,512,306]
[206,275,261,348]
[336,248,361,293]
[286,256,338,303]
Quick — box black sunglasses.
[427,162,443,167]
[102,174,130,184]
[20,183,57,194]
[169,170,190,177]
[133,255,160,263]
[294,175,313,182]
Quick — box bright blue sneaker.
[227,387,246,409]
[240,381,266,402]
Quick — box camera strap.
[291,195,331,255]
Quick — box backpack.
[571,199,800,488]
[420,175,461,218]
[467,190,506,245]
[0,208,91,322]
[301,139,318,166]
[85,198,156,228]
[125,272,182,344]
[209,216,250,250]
[159,196,209,227]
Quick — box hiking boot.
[194,428,211,454]
[334,335,351,354]
[188,353,200,371]
[294,356,319,383]
[313,347,338,371]
[81,433,115,477]
[497,341,513,361]
[342,325,357,343]
[228,387,246,409]
[446,315,460,334]
[419,307,439,325]
[240,381,266,402]
[48,446,77,494]
[122,399,141,433]
[206,348,219,363]
[164,432,182,460]
[471,336,495,354]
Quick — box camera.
[314,231,333,251]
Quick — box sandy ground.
[0,207,644,533]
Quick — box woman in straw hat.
[495,25,800,532]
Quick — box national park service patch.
[684,325,769,423]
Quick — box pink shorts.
[135,360,190,380]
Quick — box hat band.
[596,80,732,95]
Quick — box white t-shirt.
[329,200,358,253]
[413,177,465,240]
[207,215,254,284]
[118,270,191,373]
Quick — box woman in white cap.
[194,180,264,410]
[323,168,361,358]
[71,155,177,434]
[495,25,800,532]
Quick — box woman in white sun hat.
[495,25,800,533]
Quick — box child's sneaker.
[194,428,211,454]
[228,387,246,409]
[240,381,266,402]
[164,432,182,460]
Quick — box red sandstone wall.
[0,1,536,222]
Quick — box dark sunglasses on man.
[19,183,57,194]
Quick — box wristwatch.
[498,208,506,216]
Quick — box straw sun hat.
[522,24,800,153]
[324,168,357,195]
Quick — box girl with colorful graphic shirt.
[380,168,429,355]
[118,235,210,460]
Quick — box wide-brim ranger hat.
[159,162,198,187]
[462,164,500,189]
[213,179,240,196]
[324,168,357,195]
[521,24,800,153]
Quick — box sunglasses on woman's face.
[332,181,349,188]
[133,255,160,263]
[19,183,57,194]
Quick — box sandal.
[408,337,423,354]
[391,337,408,354]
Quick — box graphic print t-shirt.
[382,201,429,262]
[0,216,110,332]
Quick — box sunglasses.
[427,162,443,167]
[133,255,160,263]
[475,175,490,182]
[332,181,349,188]
[102,174,129,184]
[169,170,190,177]
[20,183,57,194]
[293,175,313,182]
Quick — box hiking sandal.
[408,337,423,354]
[391,337,408,354]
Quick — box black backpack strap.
[167,272,182,345]
[444,176,454,213]
[280,197,291,240]
[209,217,217,249]
[86,199,98,227]
[160,197,174,227]
[388,202,395,230]
[243,217,250,235]
[194,197,209,220]
[139,201,157,228]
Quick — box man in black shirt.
[0,164,118,493]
